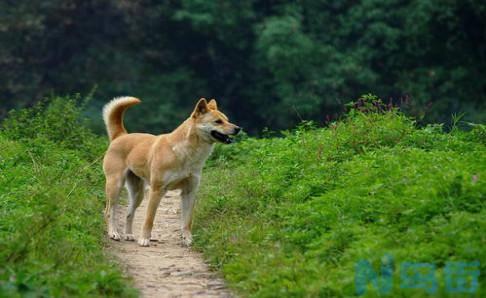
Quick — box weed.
[0,97,136,297]
[194,95,486,297]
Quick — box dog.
[102,97,240,246]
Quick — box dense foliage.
[0,97,136,297]
[1,0,485,133]
[194,96,486,297]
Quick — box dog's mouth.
[210,130,233,144]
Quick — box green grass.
[0,97,136,297]
[1,95,484,297]
[194,97,486,297]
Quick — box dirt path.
[108,190,232,298]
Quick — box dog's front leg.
[138,184,166,247]
[180,176,200,246]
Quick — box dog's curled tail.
[103,96,141,141]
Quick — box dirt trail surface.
[108,190,232,298]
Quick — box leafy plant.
[194,96,486,297]
[0,96,135,297]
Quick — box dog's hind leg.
[105,171,126,241]
[124,171,144,241]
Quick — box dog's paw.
[138,238,150,247]
[109,230,121,241]
[181,231,193,247]
[125,234,135,241]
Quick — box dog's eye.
[215,119,223,124]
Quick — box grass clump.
[0,96,136,297]
[194,95,485,297]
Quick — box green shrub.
[2,95,106,158]
[0,97,136,297]
[194,98,486,297]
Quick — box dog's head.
[191,98,241,144]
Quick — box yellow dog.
[102,97,240,246]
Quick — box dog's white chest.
[165,166,195,183]
[164,142,213,187]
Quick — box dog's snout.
[233,126,241,135]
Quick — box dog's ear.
[192,98,209,118]
[208,99,218,110]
